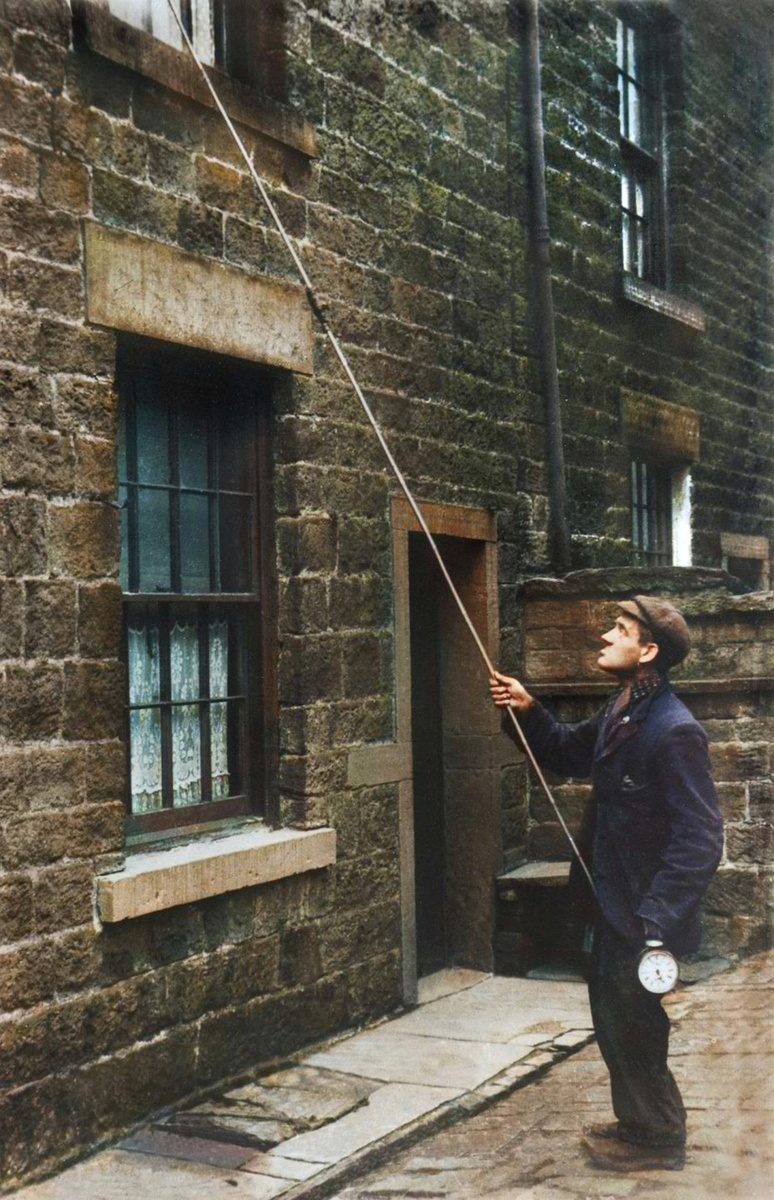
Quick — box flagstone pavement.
[15,953,774,1199]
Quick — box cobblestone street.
[334,953,774,1200]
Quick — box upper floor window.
[617,10,667,287]
[118,340,276,837]
[630,458,672,565]
[107,1,220,65]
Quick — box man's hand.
[489,671,535,713]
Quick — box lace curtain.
[128,617,230,813]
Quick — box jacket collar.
[596,674,670,761]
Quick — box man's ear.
[639,641,659,665]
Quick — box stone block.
[725,822,774,865]
[37,318,115,376]
[84,741,126,803]
[25,581,77,658]
[0,365,53,429]
[77,582,122,658]
[14,29,67,91]
[749,778,773,820]
[49,500,119,579]
[277,514,337,575]
[0,745,83,817]
[341,631,392,698]
[0,664,63,742]
[0,497,47,575]
[8,257,83,321]
[0,580,24,658]
[0,195,78,264]
[0,802,123,870]
[0,135,39,192]
[280,924,323,985]
[709,741,770,783]
[0,939,60,1011]
[177,198,224,257]
[525,599,590,629]
[33,862,94,935]
[0,426,75,493]
[0,75,51,146]
[715,782,747,822]
[40,152,90,212]
[63,661,123,740]
[93,164,177,233]
[279,635,342,704]
[73,435,116,499]
[0,875,35,944]
[524,649,581,683]
[54,376,117,439]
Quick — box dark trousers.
[588,919,686,1145]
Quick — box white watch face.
[637,948,679,994]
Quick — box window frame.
[117,337,278,839]
[617,6,669,289]
[630,457,674,567]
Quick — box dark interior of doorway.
[408,532,446,978]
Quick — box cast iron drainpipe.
[520,0,572,573]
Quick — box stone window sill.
[96,825,336,922]
[622,274,706,332]
[72,0,316,160]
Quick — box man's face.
[598,613,653,678]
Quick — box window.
[617,9,667,286]
[107,1,220,65]
[118,341,276,836]
[630,459,673,565]
[103,1,275,88]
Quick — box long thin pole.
[165,1,595,896]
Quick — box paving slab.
[307,1027,532,1089]
[16,1149,291,1199]
[277,1082,462,1164]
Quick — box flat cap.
[617,595,691,669]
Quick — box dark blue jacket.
[517,679,723,955]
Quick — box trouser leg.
[588,920,686,1145]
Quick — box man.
[490,596,723,1172]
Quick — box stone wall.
[499,567,774,968]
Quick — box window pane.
[210,616,229,698]
[178,399,209,490]
[137,487,171,591]
[170,618,201,807]
[627,26,637,79]
[170,618,199,701]
[628,80,641,144]
[211,700,230,798]
[616,19,625,71]
[220,496,252,591]
[135,382,170,484]
[129,709,163,812]
[180,492,211,592]
[120,485,129,591]
[127,620,163,813]
[218,397,253,492]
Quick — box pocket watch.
[637,943,679,994]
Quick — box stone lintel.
[390,497,497,542]
[720,532,770,560]
[347,744,412,788]
[84,222,313,374]
[623,390,700,463]
[97,825,336,922]
[622,274,706,331]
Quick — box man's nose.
[600,629,613,645]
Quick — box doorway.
[407,529,500,980]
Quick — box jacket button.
[622,715,630,724]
